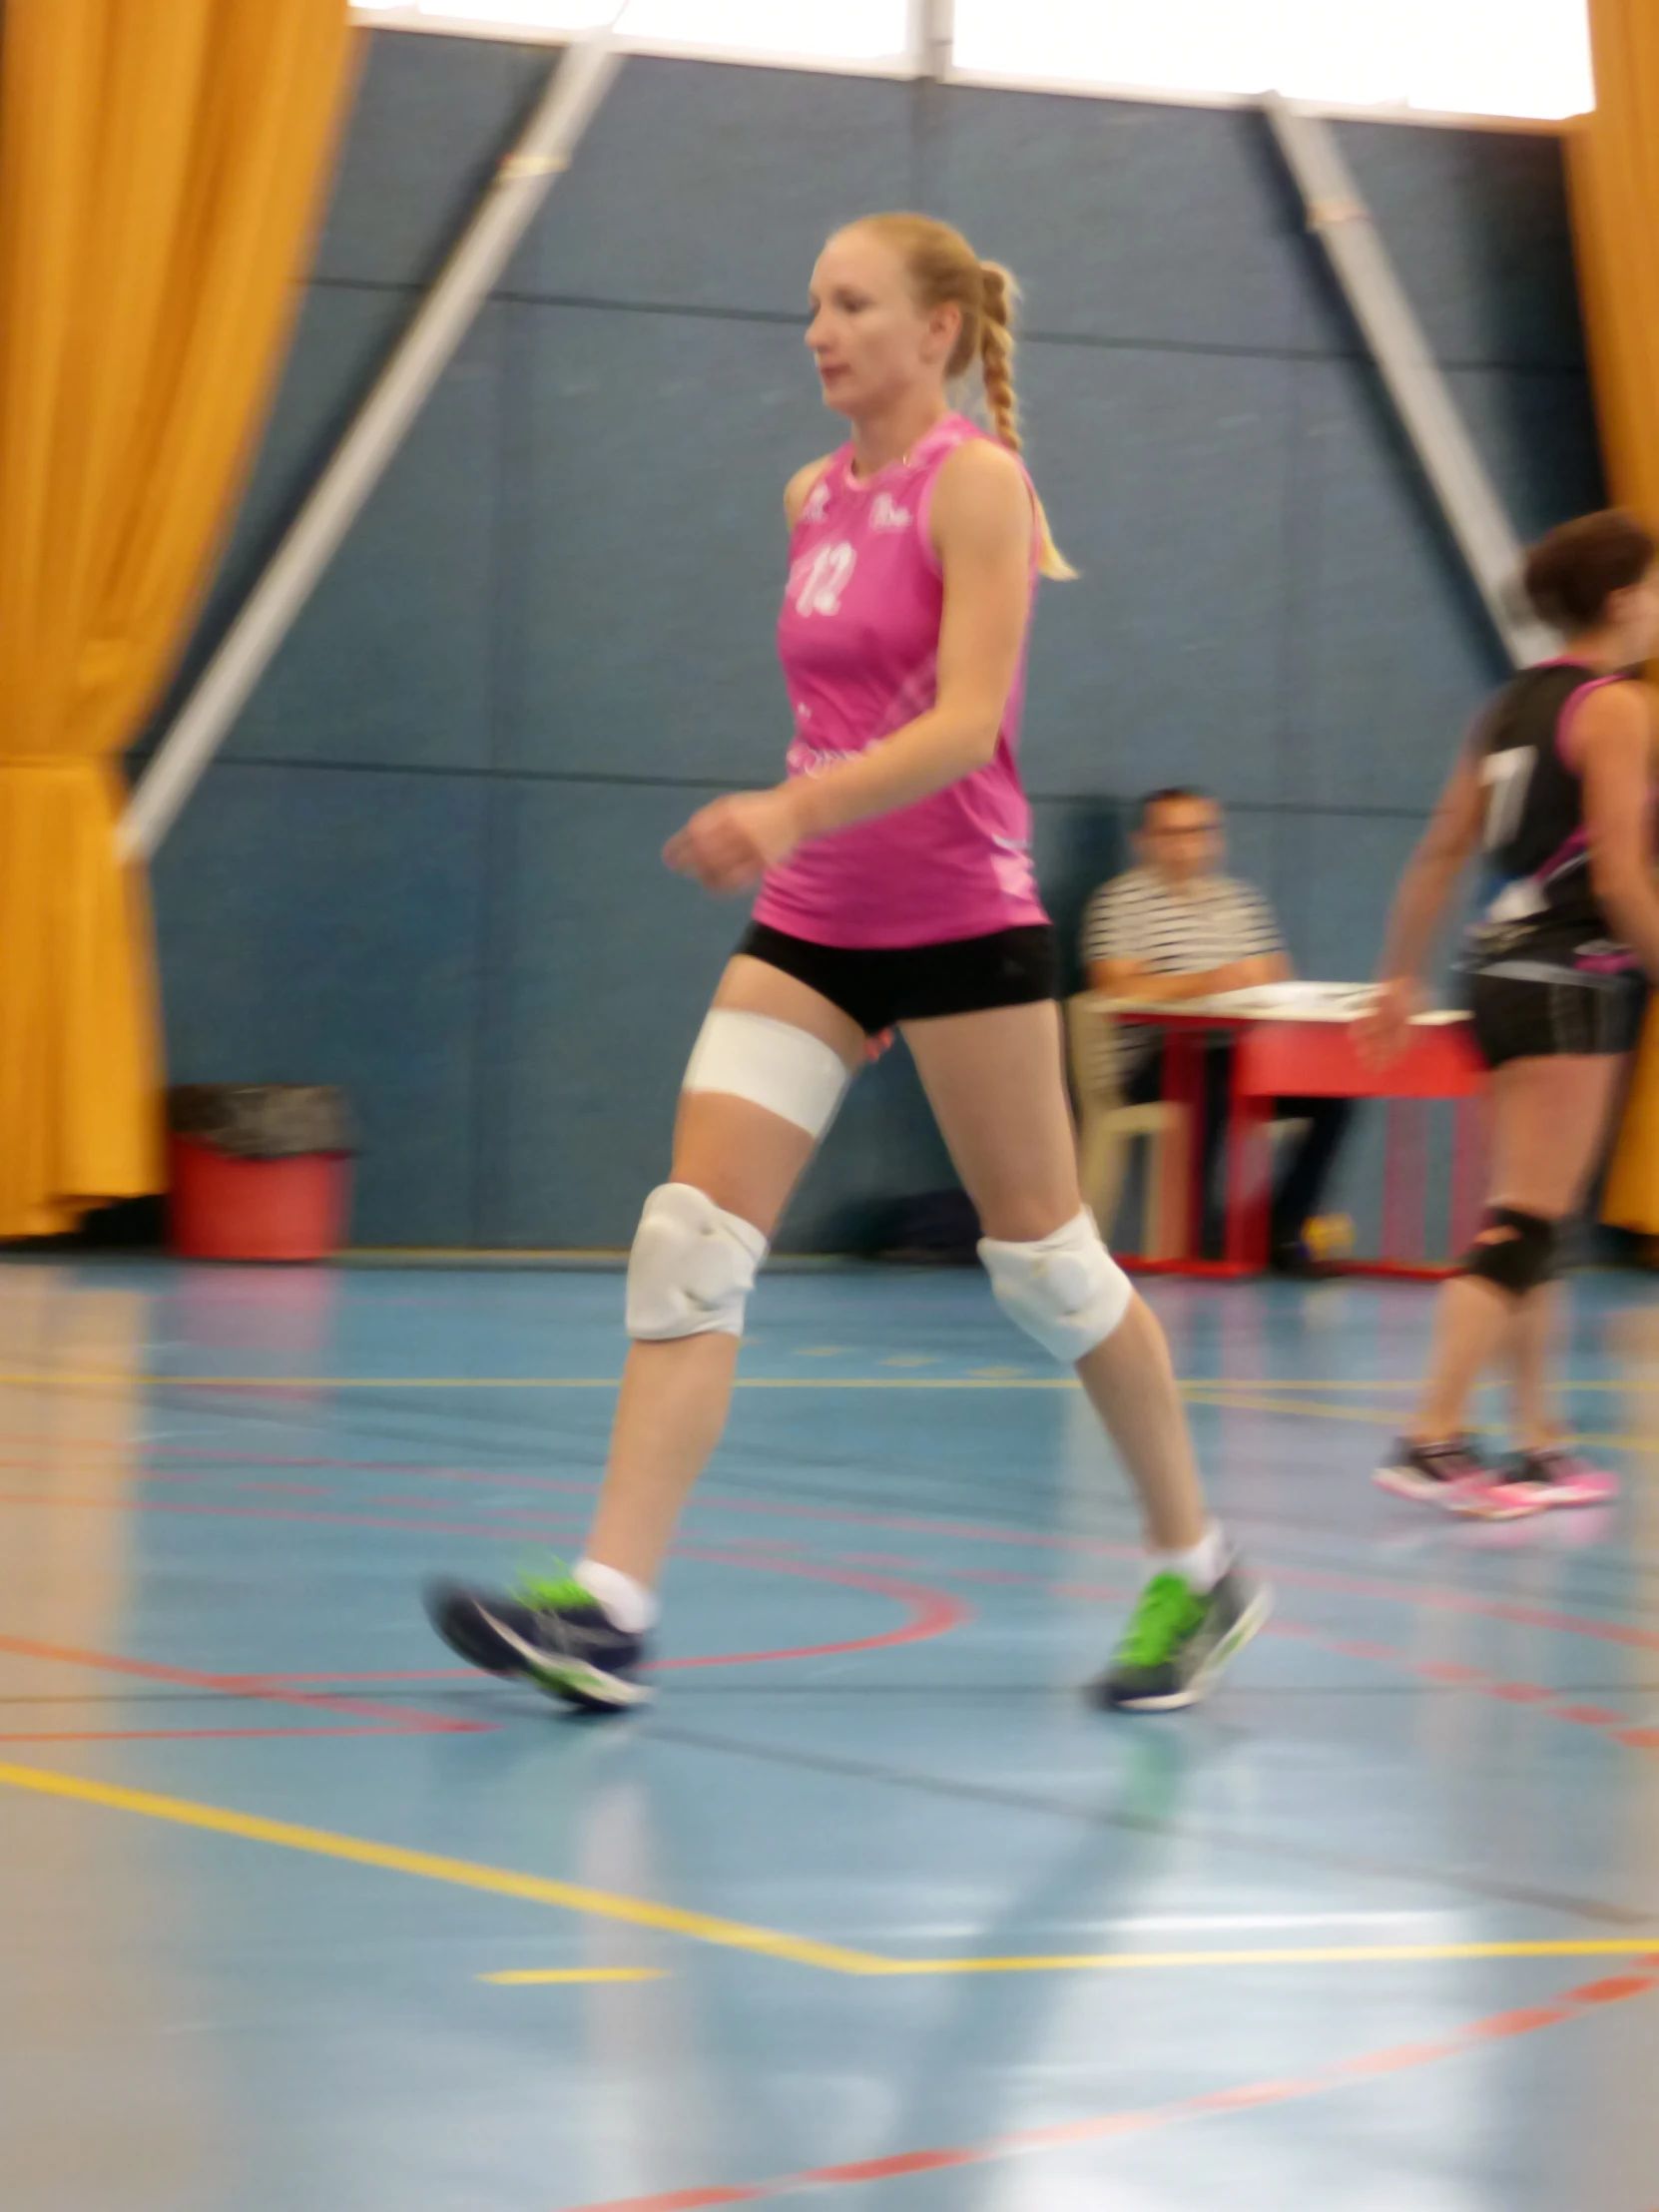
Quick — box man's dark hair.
[1138,785,1213,827]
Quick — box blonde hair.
[853,212,1076,582]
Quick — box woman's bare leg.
[1411,1056,1622,1442]
[1507,1284,1561,1452]
[581,957,865,1588]
[903,999,1210,1553]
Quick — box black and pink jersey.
[1471,658,1642,966]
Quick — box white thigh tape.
[683,1008,849,1140]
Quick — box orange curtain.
[0,0,356,1239]
[1568,0,1659,1231]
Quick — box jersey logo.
[801,478,830,525]
[790,540,856,619]
[869,492,912,532]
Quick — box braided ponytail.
[976,261,1075,582]
[852,213,1076,584]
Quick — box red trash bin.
[167,1086,354,1263]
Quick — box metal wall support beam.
[1265,93,1555,668]
[911,0,953,82]
[121,24,624,863]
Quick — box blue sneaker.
[424,1573,651,1713]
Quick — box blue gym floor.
[3,1256,1658,2211]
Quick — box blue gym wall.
[145,34,1604,1249]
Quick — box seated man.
[1082,786,1354,1271]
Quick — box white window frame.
[346,1,1578,132]
[346,5,919,82]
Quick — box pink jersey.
[752,412,1048,949]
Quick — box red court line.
[557,1959,1659,2210]
[650,1546,969,1671]
[6,1474,1651,1679]
[0,1491,555,1542]
[0,1477,1645,1698]
[23,1446,1652,1655]
[255,1669,470,1683]
[4,1480,1644,1682]
[251,1556,968,1680]
[127,1452,1659,1653]
[765,1508,1659,1652]
[363,1494,586,1514]
[1272,1620,1657,1751]
[0,1724,443,1745]
[828,1549,1659,1757]
[0,1633,489,1736]
[877,1524,1659,1654]
[1263,1559,1659,1654]
[0,1500,969,1679]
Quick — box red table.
[1106,995,1488,1279]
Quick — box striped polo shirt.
[1081,865,1283,1079]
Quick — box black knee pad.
[1460,1207,1557,1298]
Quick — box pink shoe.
[1374,1436,1516,1515]
[1482,1446,1621,1514]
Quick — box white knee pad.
[684,1009,849,1140]
[626,1182,770,1342]
[979,1208,1134,1365]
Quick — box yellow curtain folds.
[0,0,355,1237]
[1568,0,1659,1230]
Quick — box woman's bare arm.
[1582,683,1659,977]
[1376,748,1486,986]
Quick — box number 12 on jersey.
[791,541,856,619]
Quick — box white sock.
[1148,1524,1228,1594]
[574,1557,659,1635]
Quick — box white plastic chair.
[1065,993,1191,1260]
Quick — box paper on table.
[1102,981,1468,1025]
[1201,980,1375,1015]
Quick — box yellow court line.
[0,1762,885,1976]
[1180,1391,1659,1455]
[0,1371,1415,1409]
[0,1371,619,1388]
[6,1371,1656,1455]
[5,1368,1659,1397]
[482,1941,1659,1982]
[0,1372,1082,1391]
[482,1968,668,1985]
[1183,1390,1398,1424]
[1187,1378,1417,1390]
[0,1373,1405,1391]
[485,1940,1659,1980]
[8,1372,1658,1453]
[868,1938,1659,1974]
[3,1759,1656,1981]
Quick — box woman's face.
[805,229,957,421]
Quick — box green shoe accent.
[512,1568,598,1613]
[1096,1563,1271,1712]
[1115,1571,1207,1670]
